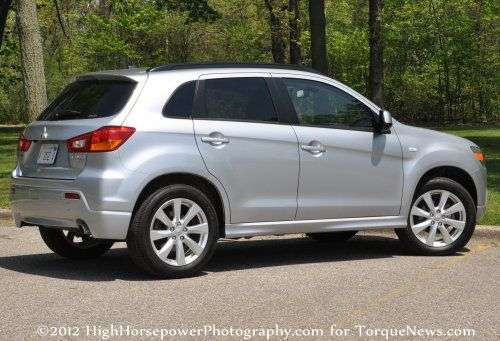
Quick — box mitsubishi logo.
[41,127,48,139]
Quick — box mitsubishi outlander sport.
[11,63,487,277]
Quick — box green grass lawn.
[0,127,23,208]
[441,127,499,225]
[0,126,498,225]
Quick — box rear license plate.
[37,144,59,165]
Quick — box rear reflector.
[18,134,32,152]
[67,126,135,153]
[64,192,80,200]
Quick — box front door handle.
[301,141,326,154]
[201,133,229,146]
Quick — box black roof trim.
[148,62,326,76]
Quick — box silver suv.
[11,63,487,278]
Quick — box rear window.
[199,77,278,123]
[38,79,136,121]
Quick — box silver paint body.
[10,67,487,239]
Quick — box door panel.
[294,126,403,219]
[194,120,299,223]
[275,75,403,219]
[193,74,299,223]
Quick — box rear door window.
[38,79,136,121]
[198,77,279,123]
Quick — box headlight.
[470,146,485,166]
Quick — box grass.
[0,127,23,208]
[440,127,499,225]
[0,125,498,225]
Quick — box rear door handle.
[201,134,229,146]
[301,141,326,154]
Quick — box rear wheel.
[127,184,219,278]
[396,177,476,255]
[39,227,114,259]
[306,231,357,242]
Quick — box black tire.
[127,184,219,278]
[39,227,114,259]
[396,177,476,255]
[306,231,357,242]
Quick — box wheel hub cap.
[149,198,209,266]
[410,190,466,248]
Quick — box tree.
[368,0,383,107]
[308,0,327,73]
[16,0,47,122]
[288,0,301,64]
[155,0,219,22]
[0,0,12,48]
[52,0,69,39]
[264,0,287,63]
[97,0,112,17]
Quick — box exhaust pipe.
[76,220,91,236]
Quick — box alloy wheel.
[410,190,466,248]
[149,198,209,266]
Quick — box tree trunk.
[52,0,69,39]
[288,0,301,64]
[264,0,287,63]
[368,0,383,107]
[16,0,47,122]
[0,0,13,48]
[97,0,112,17]
[308,0,327,74]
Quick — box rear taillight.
[18,134,32,152]
[67,126,135,153]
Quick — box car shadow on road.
[208,234,407,272]
[0,233,463,281]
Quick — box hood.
[393,121,478,151]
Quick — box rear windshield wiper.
[49,109,95,120]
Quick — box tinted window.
[163,81,196,118]
[201,77,278,123]
[38,79,136,121]
[283,78,374,129]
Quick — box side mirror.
[375,109,392,134]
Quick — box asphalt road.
[0,218,498,340]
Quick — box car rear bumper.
[10,181,131,240]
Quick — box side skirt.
[225,215,406,238]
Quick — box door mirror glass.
[375,110,392,133]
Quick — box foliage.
[441,126,500,225]
[0,0,498,124]
[384,0,500,124]
[0,126,22,207]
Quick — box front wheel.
[39,227,114,259]
[127,184,219,278]
[396,177,476,255]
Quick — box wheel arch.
[413,166,477,206]
[130,172,227,238]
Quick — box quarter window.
[200,77,278,123]
[163,81,196,118]
[283,78,374,130]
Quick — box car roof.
[148,62,325,76]
[79,63,332,84]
